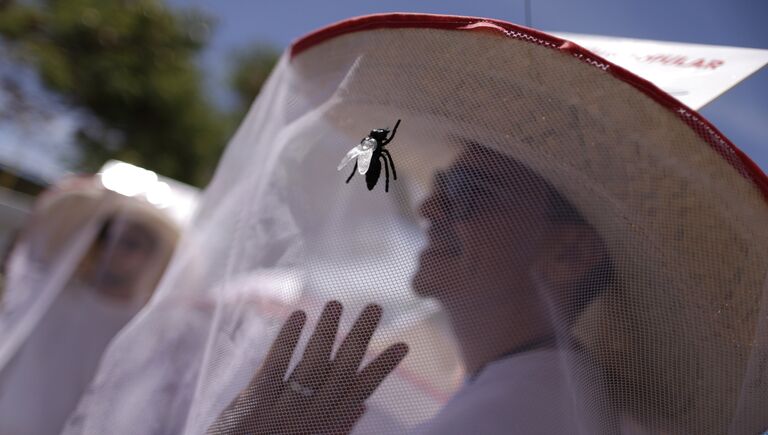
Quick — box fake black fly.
[337,120,400,192]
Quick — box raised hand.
[208,301,408,435]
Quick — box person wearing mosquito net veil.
[205,142,764,433]
[0,176,179,435]
[203,25,768,435]
[206,143,611,434]
[61,14,768,435]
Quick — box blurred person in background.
[0,175,180,435]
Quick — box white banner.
[553,32,768,110]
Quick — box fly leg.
[381,154,390,192]
[346,161,358,183]
[382,119,401,145]
[381,150,397,180]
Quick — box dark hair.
[95,217,114,244]
[94,216,159,253]
[466,142,615,321]
[543,181,615,322]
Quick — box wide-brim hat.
[28,176,180,265]
[289,14,768,434]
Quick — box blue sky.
[167,0,768,172]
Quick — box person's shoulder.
[474,348,566,391]
[417,350,579,435]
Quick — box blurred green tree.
[227,44,279,125]
[0,0,228,186]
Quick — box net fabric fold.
[65,15,768,435]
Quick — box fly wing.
[357,148,375,174]
[337,145,365,171]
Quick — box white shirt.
[0,282,137,435]
[416,348,598,435]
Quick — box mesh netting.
[63,15,768,435]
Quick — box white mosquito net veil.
[65,14,768,435]
[0,175,181,435]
